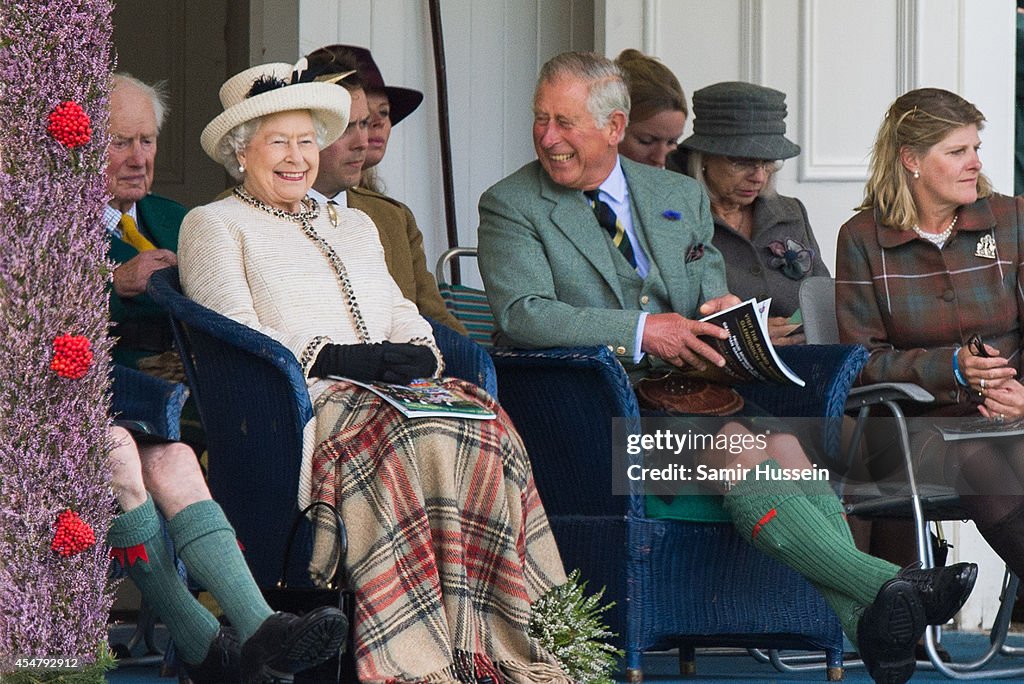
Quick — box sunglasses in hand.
[967,333,992,359]
[966,333,990,405]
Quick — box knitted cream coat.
[177,194,441,506]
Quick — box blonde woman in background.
[615,48,687,169]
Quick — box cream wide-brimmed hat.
[200,61,351,161]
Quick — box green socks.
[795,477,870,644]
[723,461,900,645]
[167,499,273,645]
[799,477,856,544]
[108,496,219,665]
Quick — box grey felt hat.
[679,81,800,160]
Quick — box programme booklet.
[681,298,805,387]
[328,376,497,420]
[937,416,1024,441]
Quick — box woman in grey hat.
[672,81,829,344]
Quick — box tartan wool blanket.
[308,378,571,683]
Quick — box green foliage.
[530,569,623,684]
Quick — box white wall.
[600,0,1015,272]
[297,0,594,285]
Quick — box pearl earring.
[238,164,245,173]
[913,169,920,179]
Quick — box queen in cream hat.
[202,61,351,179]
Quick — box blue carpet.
[105,624,1024,682]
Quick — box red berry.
[47,101,92,149]
[51,334,93,379]
[51,509,96,556]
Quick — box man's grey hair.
[112,72,170,133]
[536,51,630,128]
[216,112,330,181]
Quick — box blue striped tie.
[584,190,636,268]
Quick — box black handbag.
[261,501,355,683]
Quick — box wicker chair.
[435,247,862,679]
[491,344,863,680]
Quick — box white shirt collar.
[592,158,628,205]
[307,188,348,208]
[103,202,137,238]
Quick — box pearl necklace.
[912,214,958,243]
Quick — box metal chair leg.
[678,644,696,676]
[110,598,165,667]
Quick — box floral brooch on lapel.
[766,239,815,280]
[662,209,682,221]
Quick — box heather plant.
[530,570,622,683]
[0,1,117,681]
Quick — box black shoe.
[898,562,978,625]
[240,608,348,684]
[185,626,242,683]
[857,578,926,684]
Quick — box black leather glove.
[309,342,437,385]
[378,342,437,384]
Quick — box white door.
[599,0,1015,272]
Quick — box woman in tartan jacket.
[836,88,1024,584]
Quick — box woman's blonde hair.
[860,87,991,230]
[614,49,686,124]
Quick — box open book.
[937,416,1024,442]
[680,298,805,387]
[329,377,496,420]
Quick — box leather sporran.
[635,372,744,416]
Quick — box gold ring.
[980,378,986,390]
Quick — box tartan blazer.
[835,194,1024,405]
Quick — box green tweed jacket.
[477,157,728,365]
[347,187,467,335]
[836,194,1024,406]
[108,193,187,367]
